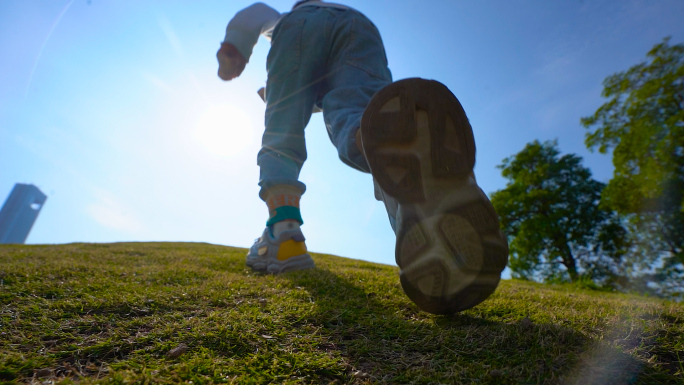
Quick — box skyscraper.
[0,183,47,244]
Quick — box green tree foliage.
[581,38,683,294]
[491,140,624,284]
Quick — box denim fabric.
[258,6,392,199]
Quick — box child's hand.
[217,43,247,81]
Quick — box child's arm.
[217,2,282,81]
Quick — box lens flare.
[193,103,254,158]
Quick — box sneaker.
[360,78,509,314]
[246,227,315,274]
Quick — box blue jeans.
[258,5,392,199]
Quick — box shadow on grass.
[280,267,682,383]
[281,267,598,383]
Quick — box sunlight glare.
[193,103,254,157]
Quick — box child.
[217,1,508,314]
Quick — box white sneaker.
[246,227,315,274]
[360,78,509,314]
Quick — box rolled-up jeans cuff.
[258,179,306,201]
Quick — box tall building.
[0,183,47,244]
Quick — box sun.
[193,103,254,157]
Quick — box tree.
[491,140,624,284]
[581,38,684,294]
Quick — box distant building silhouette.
[0,184,47,244]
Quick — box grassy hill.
[0,243,682,384]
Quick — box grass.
[0,242,682,384]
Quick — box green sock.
[266,206,303,227]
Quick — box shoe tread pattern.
[361,78,509,314]
[361,78,476,203]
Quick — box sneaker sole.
[247,253,315,274]
[361,78,509,314]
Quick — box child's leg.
[319,9,393,174]
[264,185,302,236]
[315,10,508,314]
[247,8,334,273]
[257,10,329,202]
[311,9,394,231]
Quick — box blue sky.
[1,0,683,274]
